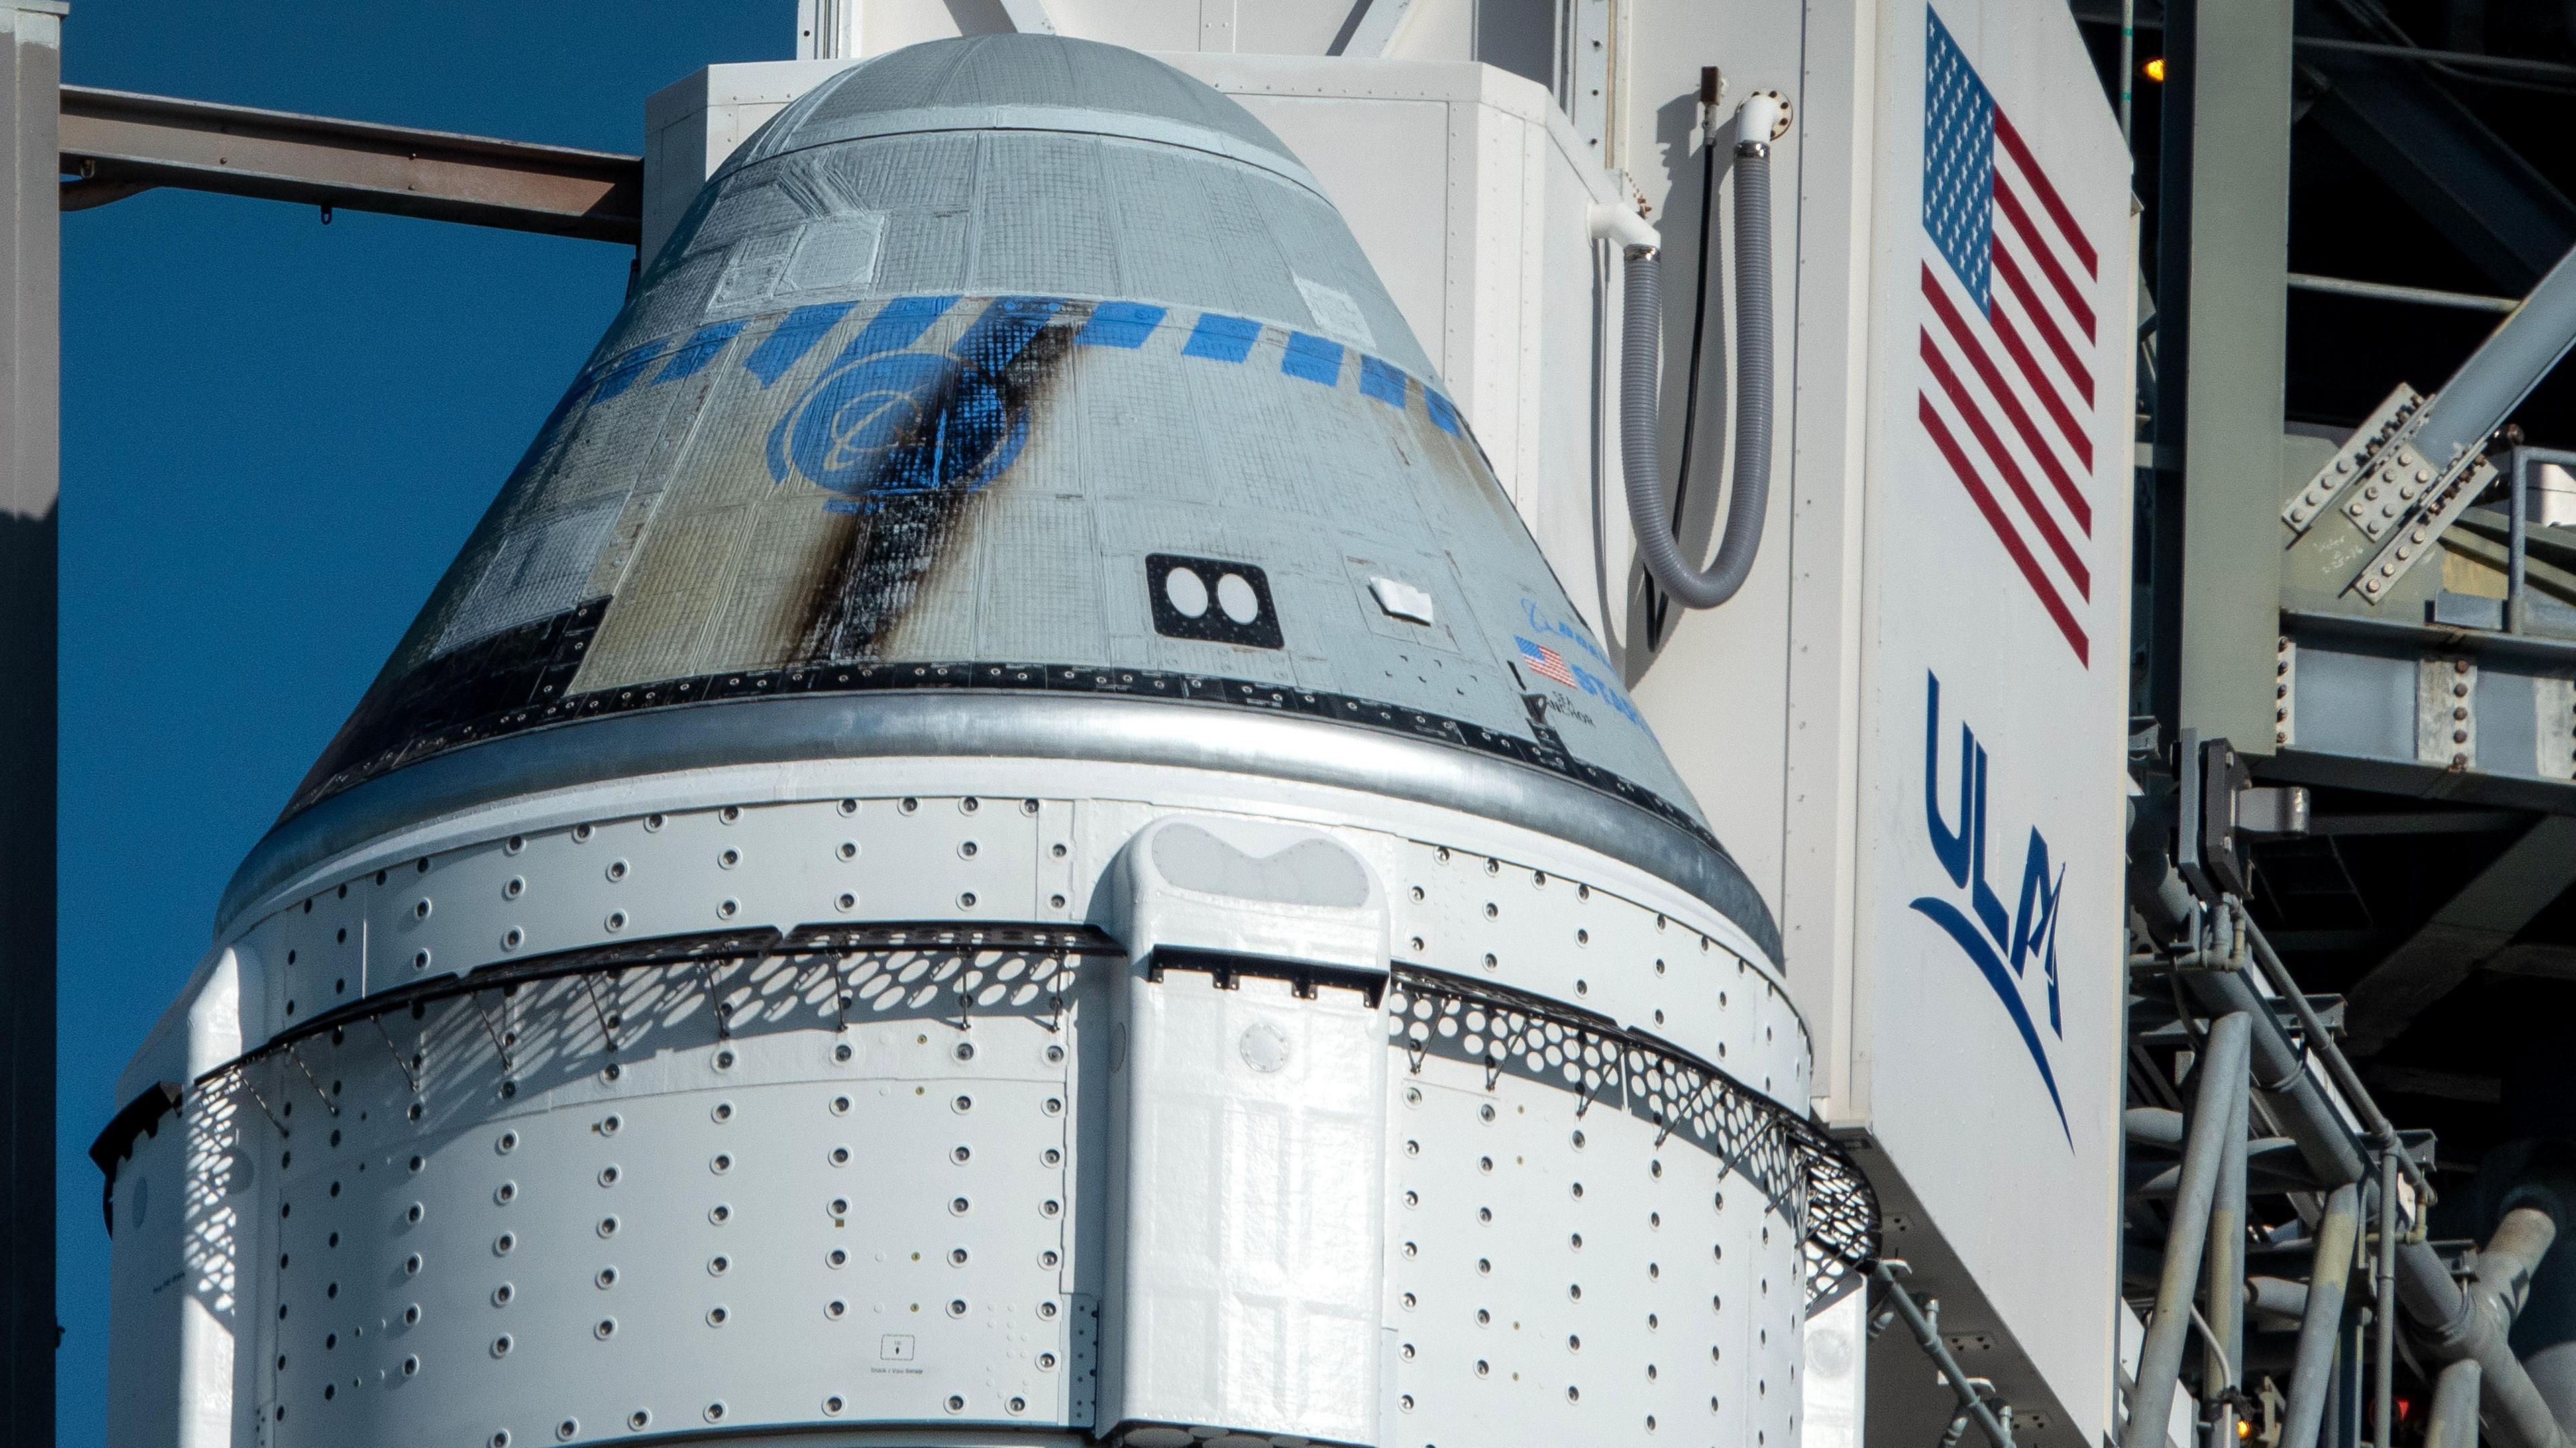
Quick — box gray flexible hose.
[1623,142,1774,610]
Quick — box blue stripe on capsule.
[744,302,859,387]
[953,296,1063,370]
[1358,356,1407,407]
[1281,332,1344,386]
[1181,312,1261,363]
[590,340,672,402]
[1424,389,1462,435]
[1076,301,1168,349]
[836,294,961,365]
[653,319,749,384]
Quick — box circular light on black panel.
[1146,553,1282,649]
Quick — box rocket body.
[101,36,1860,1448]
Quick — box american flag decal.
[1920,7,2100,665]
[1517,636,1578,688]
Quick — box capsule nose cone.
[724,32,1311,183]
[263,34,1768,958]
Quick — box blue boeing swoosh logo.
[766,295,1056,512]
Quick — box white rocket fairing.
[100,35,1870,1448]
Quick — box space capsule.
[101,34,1865,1448]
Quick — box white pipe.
[1739,92,1784,146]
[1588,202,1660,255]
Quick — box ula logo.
[1911,671,2070,1144]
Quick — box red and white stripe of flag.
[1919,111,2102,666]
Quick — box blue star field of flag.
[1923,8,1998,311]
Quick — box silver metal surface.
[733,101,1325,201]
[2287,273,2518,314]
[1384,974,1820,1447]
[225,692,1779,964]
[2396,1203,2572,1448]
[729,38,1323,201]
[2420,656,2479,769]
[2142,848,2576,1448]
[2280,1185,2361,1448]
[2412,240,2576,468]
[2373,1146,2397,1448]
[203,771,1809,1122]
[2426,1359,2481,1448]
[111,771,1842,1448]
[2243,920,2413,1172]
[2203,1052,2249,1448]
[1387,967,1872,1307]
[2514,449,2532,632]
[2236,786,2309,836]
[2292,239,2576,608]
[2124,1011,2250,1448]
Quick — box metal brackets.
[1872,1260,2017,1448]
[2348,451,2502,605]
[2419,656,2477,770]
[2282,384,2426,537]
[2277,382,2503,605]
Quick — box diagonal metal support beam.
[2127,1012,2253,1448]
[994,0,1057,34]
[56,84,641,243]
[2342,814,2576,1056]
[1332,0,1418,56]
[2293,0,2576,290]
[2279,1184,2362,1448]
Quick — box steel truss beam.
[2292,0,2576,291]
[56,84,642,243]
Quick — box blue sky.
[57,5,784,1441]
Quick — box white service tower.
[98,5,2130,1448]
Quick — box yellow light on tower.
[2144,56,2167,82]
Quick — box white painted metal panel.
[111,725,1842,1448]
[640,61,857,261]
[1159,53,1631,636]
[1356,0,2137,1443]
[103,951,245,1448]
[1843,5,2133,1443]
[1104,968,1389,1444]
[1803,1288,1868,1448]
[1389,1052,1807,1448]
